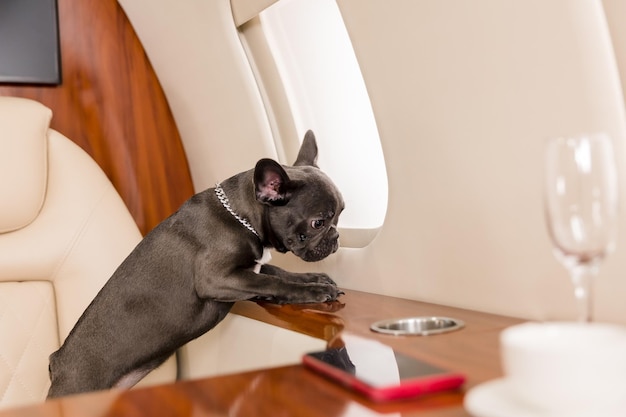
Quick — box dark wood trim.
[0,0,194,235]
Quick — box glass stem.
[570,264,598,323]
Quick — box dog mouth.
[296,238,339,262]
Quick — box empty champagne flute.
[544,133,619,322]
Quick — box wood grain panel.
[232,289,525,385]
[0,0,194,235]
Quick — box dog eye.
[311,219,325,229]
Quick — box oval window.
[239,0,388,247]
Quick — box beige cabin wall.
[119,0,626,323]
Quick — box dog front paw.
[282,282,343,304]
[300,272,337,286]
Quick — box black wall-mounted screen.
[0,0,62,85]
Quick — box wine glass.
[544,133,619,322]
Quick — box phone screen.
[302,333,465,400]
[306,345,447,387]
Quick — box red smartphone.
[302,336,465,402]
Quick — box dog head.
[254,130,344,262]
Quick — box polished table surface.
[0,290,525,417]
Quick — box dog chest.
[253,248,272,273]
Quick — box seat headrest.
[0,97,51,233]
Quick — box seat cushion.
[0,127,177,409]
[0,282,58,409]
[0,98,50,233]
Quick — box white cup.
[500,321,626,414]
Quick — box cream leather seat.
[0,97,176,410]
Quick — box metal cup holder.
[370,316,465,336]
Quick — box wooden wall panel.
[0,0,194,235]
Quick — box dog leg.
[195,267,341,304]
[113,368,154,390]
[260,264,338,286]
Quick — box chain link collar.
[214,183,259,238]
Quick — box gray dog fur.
[47,131,344,398]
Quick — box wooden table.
[0,290,525,417]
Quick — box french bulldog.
[47,130,344,398]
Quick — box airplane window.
[239,0,388,248]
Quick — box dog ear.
[254,159,293,205]
[293,130,319,167]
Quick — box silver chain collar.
[214,183,259,238]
